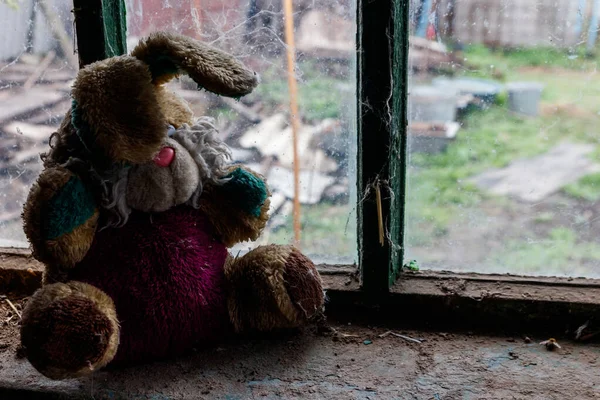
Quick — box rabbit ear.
[131,31,259,98]
[70,56,166,164]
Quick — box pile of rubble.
[0,55,74,243]
[230,112,350,231]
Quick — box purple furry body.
[69,206,230,364]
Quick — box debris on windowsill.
[344,267,360,286]
[575,320,590,340]
[1,295,26,331]
[540,338,561,351]
[331,329,360,342]
[403,260,420,272]
[574,320,600,342]
[378,331,423,344]
[3,297,21,319]
[467,290,503,302]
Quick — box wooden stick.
[390,332,422,343]
[379,331,422,343]
[282,0,302,248]
[375,181,384,246]
[5,298,21,319]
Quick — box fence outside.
[433,0,581,48]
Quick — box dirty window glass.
[405,0,600,277]
[126,0,357,264]
[0,0,75,247]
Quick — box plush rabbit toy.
[19,32,324,380]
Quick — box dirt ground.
[2,298,600,399]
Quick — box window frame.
[2,0,600,333]
[357,0,409,294]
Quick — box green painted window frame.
[357,0,409,295]
[73,0,408,295]
[73,0,127,67]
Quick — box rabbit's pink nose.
[153,146,175,167]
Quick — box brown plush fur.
[45,32,255,167]
[22,167,99,268]
[45,210,99,269]
[22,167,70,264]
[72,56,166,163]
[131,32,259,97]
[21,282,119,380]
[225,245,319,332]
[155,87,194,128]
[20,31,325,380]
[200,167,271,247]
[41,111,82,168]
[282,249,324,319]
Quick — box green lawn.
[249,59,352,122]
[488,227,600,276]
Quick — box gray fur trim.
[69,117,233,229]
[173,117,232,208]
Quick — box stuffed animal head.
[43,32,259,225]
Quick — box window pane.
[126,0,357,264]
[0,0,75,247]
[406,0,600,277]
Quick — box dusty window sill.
[326,270,600,336]
[0,246,359,297]
[3,316,600,399]
[0,249,600,399]
[2,247,600,334]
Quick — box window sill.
[2,248,600,397]
[0,247,359,297]
[0,247,42,296]
[3,315,599,399]
[2,247,599,335]
[326,270,600,335]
